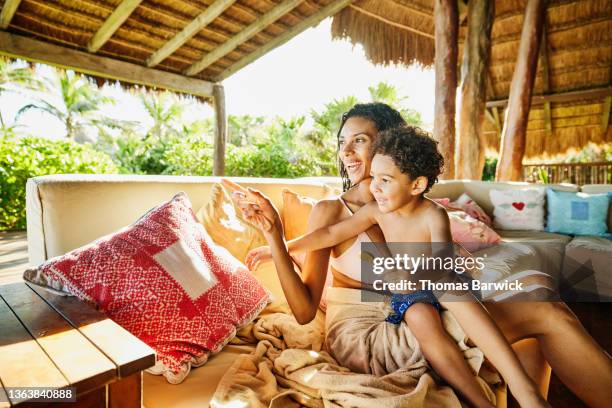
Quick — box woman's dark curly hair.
[337,103,406,191]
[372,126,444,193]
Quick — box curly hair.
[337,103,406,191]
[372,126,444,193]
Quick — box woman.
[238,103,611,407]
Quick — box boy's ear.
[410,176,428,195]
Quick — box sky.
[0,18,435,139]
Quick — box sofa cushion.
[563,236,612,300]
[24,192,269,384]
[470,230,568,300]
[281,188,317,240]
[490,188,546,231]
[197,183,266,262]
[546,189,611,237]
[143,345,255,408]
[461,181,579,218]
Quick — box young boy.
[228,127,548,408]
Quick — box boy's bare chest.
[377,214,431,242]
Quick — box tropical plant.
[0,134,118,230]
[0,58,46,94]
[16,70,115,141]
[368,82,422,125]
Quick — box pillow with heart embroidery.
[489,188,546,231]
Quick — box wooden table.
[0,282,155,407]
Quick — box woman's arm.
[269,199,341,324]
[229,184,340,324]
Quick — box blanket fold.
[212,287,501,408]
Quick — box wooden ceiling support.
[486,87,612,108]
[0,31,215,97]
[88,0,143,53]
[146,0,237,68]
[215,0,352,81]
[496,0,547,182]
[0,0,22,29]
[184,0,303,76]
[457,0,494,180]
[433,0,458,179]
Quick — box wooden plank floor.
[0,231,27,285]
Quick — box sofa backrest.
[26,175,333,265]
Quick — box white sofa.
[25,174,612,407]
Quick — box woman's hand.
[221,179,282,235]
[245,245,272,270]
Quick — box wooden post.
[433,0,458,179]
[213,84,227,176]
[496,0,547,181]
[456,0,494,180]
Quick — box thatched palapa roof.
[332,0,612,160]
[0,0,351,101]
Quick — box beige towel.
[211,288,501,408]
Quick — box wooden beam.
[456,0,494,180]
[602,96,611,134]
[185,0,303,76]
[88,0,143,53]
[484,108,496,125]
[215,0,352,81]
[486,87,612,108]
[492,106,502,135]
[146,0,236,68]
[0,0,22,29]
[0,31,214,97]
[496,0,547,182]
[539,22,552,136]
[213,84,227,176]
[433,0,458,179]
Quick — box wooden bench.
[0,282,155,407]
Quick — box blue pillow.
[546,188,611,237]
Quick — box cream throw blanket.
[211,289,501,408]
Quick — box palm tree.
[16,70,113,140]
[368,82,422,125]
[0,58,46,134]
[0,58,45,94]
[140,92,185,140]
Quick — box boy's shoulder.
[423,198,450,224]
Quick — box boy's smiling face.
[369,154,426,213]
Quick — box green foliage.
[0,134,118,230]
[482,157,498,181]
[16,70,117,141]
[368,82,422,125]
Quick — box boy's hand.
[245,245,271,270]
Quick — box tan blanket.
[211,289,501,408]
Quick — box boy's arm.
[287,201,378,253]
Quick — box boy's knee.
[403,302,440,332]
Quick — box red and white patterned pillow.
[23,192,269,384]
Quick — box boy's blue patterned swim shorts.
[385,290,441,325]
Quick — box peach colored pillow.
[197,183,267,263]
[281,188,317,240]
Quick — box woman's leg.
[405,303,494,408]
[486,301,612,408]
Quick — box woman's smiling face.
[338,117,378,185]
